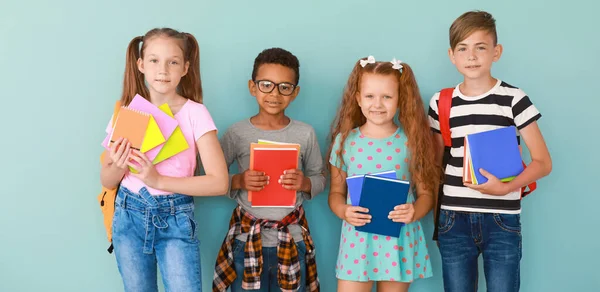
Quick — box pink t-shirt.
[105,99,217,195]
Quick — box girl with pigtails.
[327,56,441,292]
[100,28,229,292]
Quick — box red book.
[249,144,299,207]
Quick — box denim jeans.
[230,239,307,292]
[112,187,202,292]
[437,210,522,292]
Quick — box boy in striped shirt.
[428,10,552,292]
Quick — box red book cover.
[250,146,299,207]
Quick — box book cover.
[355,175,410,238]
[149,103,189,164]
[248,142,300,202]
[108,107,151,151]
[249,145,299,207]
[466,126,524,184]
[128,94,178,155]
[346,170,397,206]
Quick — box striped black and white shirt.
[428,80,541,214]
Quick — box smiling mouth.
[265,100,282,105]
[156,79,171,83]
[370,111,386,115]
[465,65,481,69]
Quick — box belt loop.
[170,200,175,215]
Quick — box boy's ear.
[289,86,300,102]
[448,48,456,65]
[493,44,503,62]
[137,58,145,73]
[248,80,257,96]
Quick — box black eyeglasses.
[254,80,297,96]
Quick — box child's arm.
[100,138,130,189]
[328,165,371,226]
[466,121,552,195]
[388,176,437,224]
[220,129,267,195]
[128,130,230,196]
[432,132,445,215]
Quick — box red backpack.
[432,88,536,239]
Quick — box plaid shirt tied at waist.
[212,205,319,292]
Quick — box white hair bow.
[360,55,376,67]
[390,58,403,72]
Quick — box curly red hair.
[328,57,441,193]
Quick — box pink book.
[127,94,178,160]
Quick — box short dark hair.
[450,10,497,50]
[251,47,300,84]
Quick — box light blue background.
[1,0,598,291]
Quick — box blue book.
[466,126,524,184]
[346,170,396,206]
[355,175,410,238]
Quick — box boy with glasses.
[213,47,326,292]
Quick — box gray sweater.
[220,119,326,246]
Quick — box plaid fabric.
[213,205,319,292]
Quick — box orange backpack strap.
[99,150,118,253]
[520,162,537,198]
[432,88,454,241]
[438,88,455,147]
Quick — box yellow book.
[140,115,165,153]
[152,104,189,164]
[258,139,301,149]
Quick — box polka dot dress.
[329,127,433,282]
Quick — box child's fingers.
[478,168,497,180]
[246,180,268,188]
[247,175,269,183]
[281,184,299,190]
[247,170,266,177]
[278,178,296,185]
[245,185,263,191]
[393,204,411,210]
[117,148,131,167]
[132,150,152,165]
[281,173,299,180]
[391,216,411,223]
[111,137,123,148]
[349,206,369,214]
[351,218,371,226]
[389,209,410,216]
[350,211,372,220]
[464,183,482,191]
[389,212,412,220]
[348,218,369,227]
[113,138,126,155]
[128,154,144,165]
[126,162,140,173]
[283,169,302,175]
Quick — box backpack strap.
[520,161,537,198]
[438,88,455,147]
[432,88,454,241]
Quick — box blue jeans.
[437,210,522,292]
[112,187,202,292]
[231,239,307,292]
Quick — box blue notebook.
[346,170,396,206]
[355,175,410,238]
[466,126,524,184]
